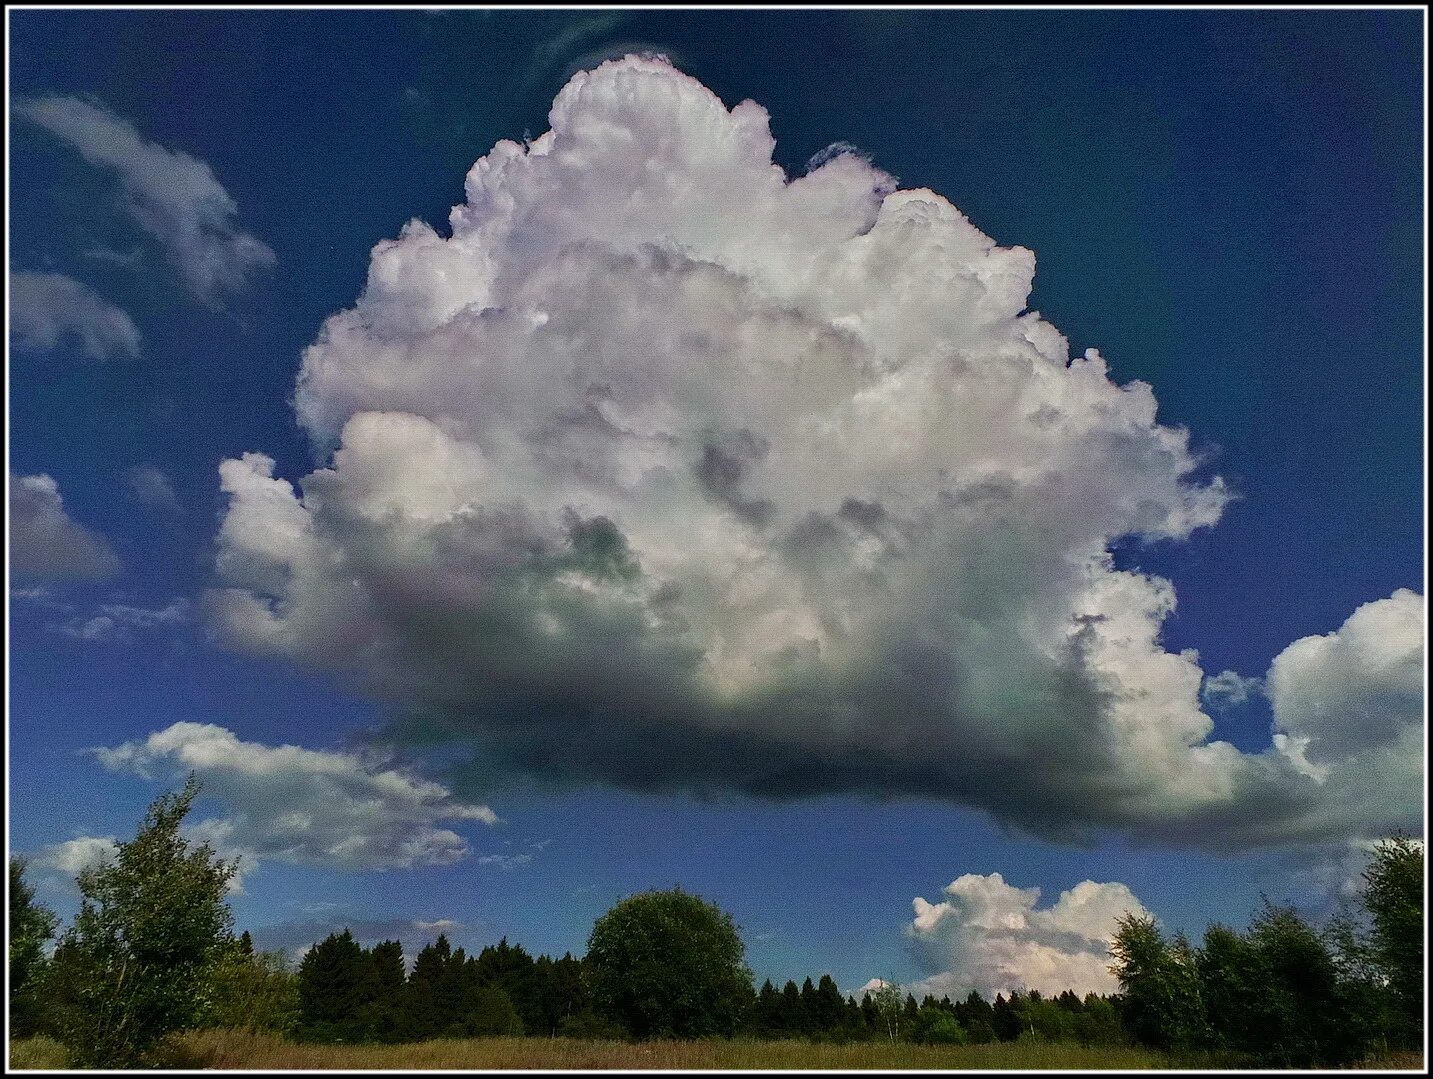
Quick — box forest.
[8,779,1424,1070]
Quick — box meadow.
[14,1032,1426,1071]
[9,1032,1234,1071]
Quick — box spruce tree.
[297,929,375,1042]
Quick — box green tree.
[1360,834,1423,1045]
[454,984,523,1036]
[296,930,377,1042]
[1108,912,1205,1050]
[9,856,60,1037]
[207,944,300,1036]
[811,975,847,1040]
[912,1000,967,1044]
[1243,901,1360,1066]
[49,778,237,1067]
[868,981,903,1043]
[586,889,754,1039]
[399,934,451,1040]
[356,939,407,1042]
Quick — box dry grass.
[109,1030,1190,1070]
[7,1036,67,1070]
[9,1032,1421,1071]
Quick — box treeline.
[1111,836,1423,1067]
[745,978,1124,1046]
[6,777,1424,1069]
[284,942,1128,1048]
[293,931,615,1043]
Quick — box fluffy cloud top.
[903,872,1150,999]
[10,473,121,581]
[1267,589,1423,782]
[91,722,497,870]
[10,271,141,360]
[33,835,119,878]
[207,56,1422,848]
[15,95,275,304]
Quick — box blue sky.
[7,8,1424,998]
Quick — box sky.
[7,7,1426,1000]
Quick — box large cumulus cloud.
[207,56,1422,847]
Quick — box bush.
[914,1011,967,1045]
[557,1010,630,1040]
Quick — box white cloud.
[10,271,140,360]
[90,722,497,870]
[1201,669,1262,709]
[16,95,275,304]
[901,872,1151,999]
[1268,589,1423,769]
[412,917,460,931]
[204,56,1421,848]
[47,597,189,642]
[126,465,181,512]
[10,473,120,582]
[475,852,533,870]
[33,835,119,877]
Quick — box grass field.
[9,1032,1423,1070]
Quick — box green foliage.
[9,857,59,1038]
[48,778,238,1067]
[1240,901,1354,1065]
[297,929,378,1042]
[1108,913,1205,1051]
[586,888,755,1039]
[1361,834,1423,1045]
[556,1009,628,1040]
[207,943,300,1036]
[452,985,523,1037]
[868,981,903,1042]
[912,1004,967,1045]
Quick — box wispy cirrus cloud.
[15,94,275,305]
[9,271,140,360]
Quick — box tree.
[296,930,377,1042]
[912,1000,967,1044]
[49,778,237,1067]
[359,939,407,1042]
[868,980,903,1043]
[1360,835,1423,1045]
[811,975,847,1040]
[1242,901,1360,1066]
[1107,912,1205,1050]
[207,943,300,1036]
[585,889,754,1039]
[9,857,60,1037]
[455,985,523,1036]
